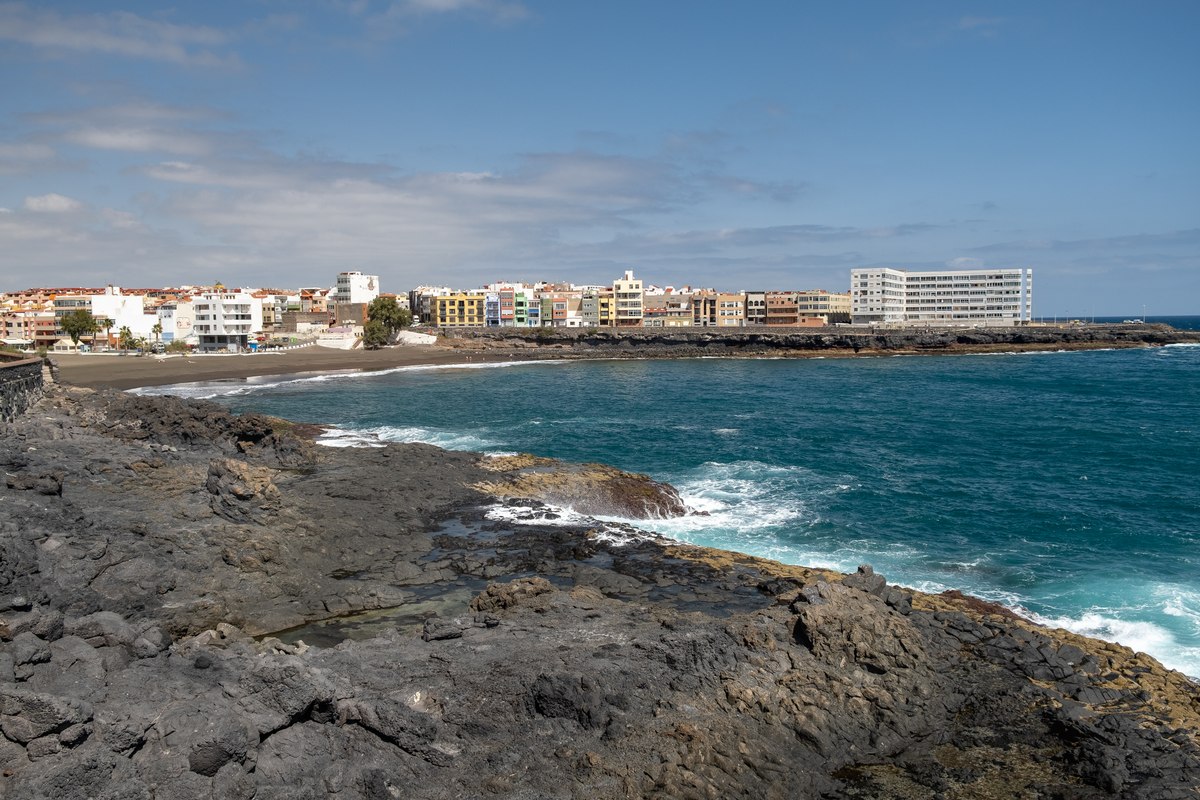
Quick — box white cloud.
[0,2,239,67]
[65,127,214,156]
[23,193,82,213]
[390,0,527,20]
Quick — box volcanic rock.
[0,385,1197,798]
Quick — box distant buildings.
[850,268,1033,327]
[0,262,1040,355]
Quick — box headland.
[1,368,1197,797]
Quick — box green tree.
[367,296,411,339]
[151,321,163,346]
[362,319,389,350]
[118,326,135,352]
[60,309,98,346]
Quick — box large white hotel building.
[850,267,1033,327]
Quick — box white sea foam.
[315,424,496,451]
[1022,607,1200,679]
[316,429,386,448]
[1155,585,1200,631]
[483,503,659,547]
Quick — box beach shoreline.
[49,344,528,390]
[50,335,1175,391]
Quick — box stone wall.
[0,354,45,423]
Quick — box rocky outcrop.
[1,386,1197,798]
[439,322,1200,360]
[477,453,688,518]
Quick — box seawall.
[0,353,46,423]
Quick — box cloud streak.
[0,2,240,67]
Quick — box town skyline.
[2,2,1197,315]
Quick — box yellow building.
[435,292,486,327]
[598,293,616,326]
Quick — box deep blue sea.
[140,324,1200,678]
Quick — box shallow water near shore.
[141,344,1200,678]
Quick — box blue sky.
[1,1,1197,315]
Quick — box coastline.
[50,322,1200,391]
[50,345,527,390]
[2,383,1198,796]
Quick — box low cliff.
[1,387,1197,798]
[437,323,1200,359]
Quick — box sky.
[1,1,1197,315]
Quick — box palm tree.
[152,322,163,349]
[92,317,111,350]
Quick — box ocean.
[140,331,1200,679]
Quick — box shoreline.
[51,336,1178,391]
[2,383,1198,795]
[50,345,529,390]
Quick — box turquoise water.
[143,342,1200,678]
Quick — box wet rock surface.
[1,387,1198,798]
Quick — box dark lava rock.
[0,385,1197,799]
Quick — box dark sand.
[52,345,519,390]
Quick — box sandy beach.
[51,344,517,390]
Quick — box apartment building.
[643,293,693,327]
[743,291,767,325]
[1,311,57,348]
[436,292,486,327]
[613,270,644,327]
[52,286,154,344]
[156,299,196,344]
[796,290,851,323]
[410,286,454,325]
[193,289,264,352]
[715,293,745,327]
[539,294,580,327]
[851,268,1033,326]
[580,288,615,327]
[483,285,540,327]
[334,272,380,306]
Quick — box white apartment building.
[613,270,644,326]
[53,286,154,344]
[157,299,196,344]
[851,268,1033,327]
[335,271,380,305]
[193,290,264,352]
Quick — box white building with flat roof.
[851,268,1032,327]
[193,289,263,352]
[335,272,380,305]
